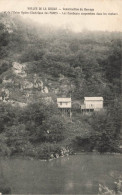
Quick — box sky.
[0,0,122,32]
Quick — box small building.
[81,97,103,112]
[57,98,71,108]
[57,98,71,117]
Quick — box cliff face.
[0,14,76,106]
[0,60,73,107]
[0,61,53,107]
[0,14,121,108]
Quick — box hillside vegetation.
[0,14,121,159]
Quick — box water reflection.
[1,154,122,194]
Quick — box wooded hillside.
[0,14,121,158]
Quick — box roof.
[84,97,103,101]
[57,98,71,102]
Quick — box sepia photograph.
[0,0,122,194]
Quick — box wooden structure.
[81,97,103,113]
[57,98,72,117]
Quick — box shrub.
[36,143,69,159]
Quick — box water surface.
[0,153,122,194]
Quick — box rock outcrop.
[0,62,51,107]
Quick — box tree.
[90,110,120,152]
[36,115,67,143]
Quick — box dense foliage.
[0,14,121,158]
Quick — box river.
[0,153,122,194]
